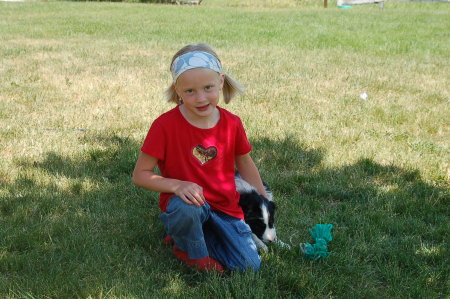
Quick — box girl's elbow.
[131,172,142,187]
[131,175,138,186]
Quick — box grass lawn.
[0,0,449,298]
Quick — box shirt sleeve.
[140,120,166,161]
[234,117,252,156]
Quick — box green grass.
[1,1,449,298]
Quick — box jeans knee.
[164,196,210,226]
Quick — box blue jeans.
[160,196,261,271]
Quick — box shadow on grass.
[251,136,448,298]
[1,133,448,297]
[1,133,170,297]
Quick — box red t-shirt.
[140,105,252,219]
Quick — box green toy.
[300,223,333,260]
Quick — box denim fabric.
[160,196,261,271]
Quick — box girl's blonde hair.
[165,43,244,104]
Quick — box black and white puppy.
[235,173,276,251]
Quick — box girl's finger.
[186,193,201,207]
[194,186,205,205]
[181,195,194,205]
[192,191,204,206]
[185,188,202,206]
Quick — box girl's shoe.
[173,245,224,273]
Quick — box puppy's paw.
[257,242,269,252]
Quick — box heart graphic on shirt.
[193,145,217,165]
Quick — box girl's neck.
[179,105,220,129]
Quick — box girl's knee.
[169,196,206,212]
[163,196,210,226]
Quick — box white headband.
[171,51,222,82]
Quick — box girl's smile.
[196,104,210,111]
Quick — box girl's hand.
[174,181,205,207]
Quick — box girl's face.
[174,68,224,122]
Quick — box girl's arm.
[235,153,269,199]
[132,152,205,207]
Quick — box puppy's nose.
[265,234,277,243]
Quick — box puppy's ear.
[238,194,251,209]
[239,194,257,213]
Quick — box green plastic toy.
[300,223,333,260]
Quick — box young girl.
[132,43,269,273]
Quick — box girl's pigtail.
[165,84,181,104]
[222,73,245,104]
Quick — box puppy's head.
[239,192,277,243]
